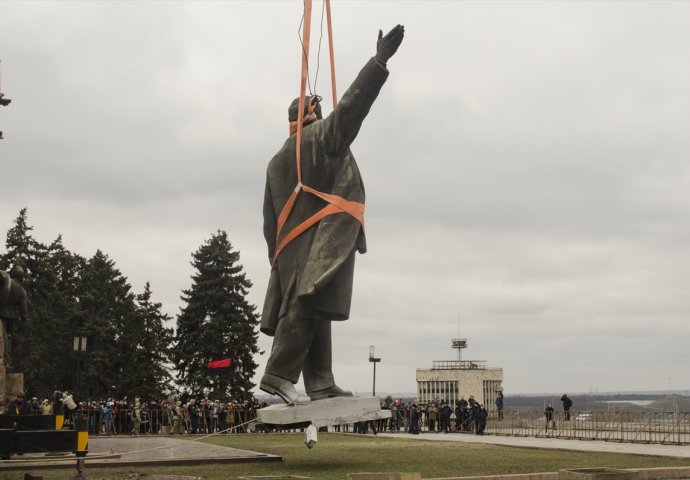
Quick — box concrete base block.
[560,469,640,480]
[238,477,310,480]
[5,372,23,398]
[632,467,690,480]
[347,474,421,480]
[257,396,391,428]
[92,476,202,480]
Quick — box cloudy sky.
[1,1,689,397]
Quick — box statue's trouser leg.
[302,320,334,392]
[265,313,334,391]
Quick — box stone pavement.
[377,432,690,459]
[0,435,280,472]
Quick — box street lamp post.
[369,346,381,397]
[1,61,12,140]
[73,336,87,398]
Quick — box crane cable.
[272,0,364,266]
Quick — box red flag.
[207,358,232,369]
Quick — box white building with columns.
[415,337,503,412]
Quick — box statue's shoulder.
[267,136,298,178]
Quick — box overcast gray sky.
[1,1,689,396]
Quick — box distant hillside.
[255,392,690,412]
[505,393,690,413]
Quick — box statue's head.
[288,95,323,125]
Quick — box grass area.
[12,433,690,480]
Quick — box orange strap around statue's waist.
[272,182,364,266]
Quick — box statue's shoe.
[260,373,311,404]
[307,385,354,401]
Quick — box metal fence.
[381,409,690,445]
[485,410,690,445]
[67,408,256,435]
[62,407,690,444]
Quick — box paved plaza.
[378,431,690,459]
[0,435,280,472]
[1,431,689,477]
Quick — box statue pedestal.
[0,370,23,410]
[5,373,23,398]
[0,319,23,408]
[256,396,391,428]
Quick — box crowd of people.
[3,390,520,437]
[4,391,266,436]
[358,395,493,435]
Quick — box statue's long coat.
[261,57,389,336]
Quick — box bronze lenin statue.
[260,25,404,403]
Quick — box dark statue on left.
[0,266,28,372]
[0,266,29,408]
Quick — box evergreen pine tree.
[76,250,137,400]
[23,236,85,394]
[0,208,57,395]
[174,230,260,401]
[1,208,34,271]
[2,210,174,400]
[123,282,174,399]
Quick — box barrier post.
[75,412,89,457]
[53,390,64,430]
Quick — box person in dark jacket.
[454,401,465,431]
[6,392,31,415]
[545,402,556,431]
[188,400,199,434]
[495,391,504,420]
[470,400,481,432]
[259,25,405,404]
[457,396,469,431]
[476,405,488,435]
[408,404,420,434]
[439,402,452,433]
[561,394,573,421]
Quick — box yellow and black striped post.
[53,391,65,430]
[75,412,89,457]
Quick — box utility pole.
[0,60,11,140]
[73,336,88,398]
[369,346,381,397]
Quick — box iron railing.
[380,409,690,445]
[57,407,257,435]
[52,407,690,445]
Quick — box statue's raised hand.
[376,25,405,66]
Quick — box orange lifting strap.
[272,0,364,266]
